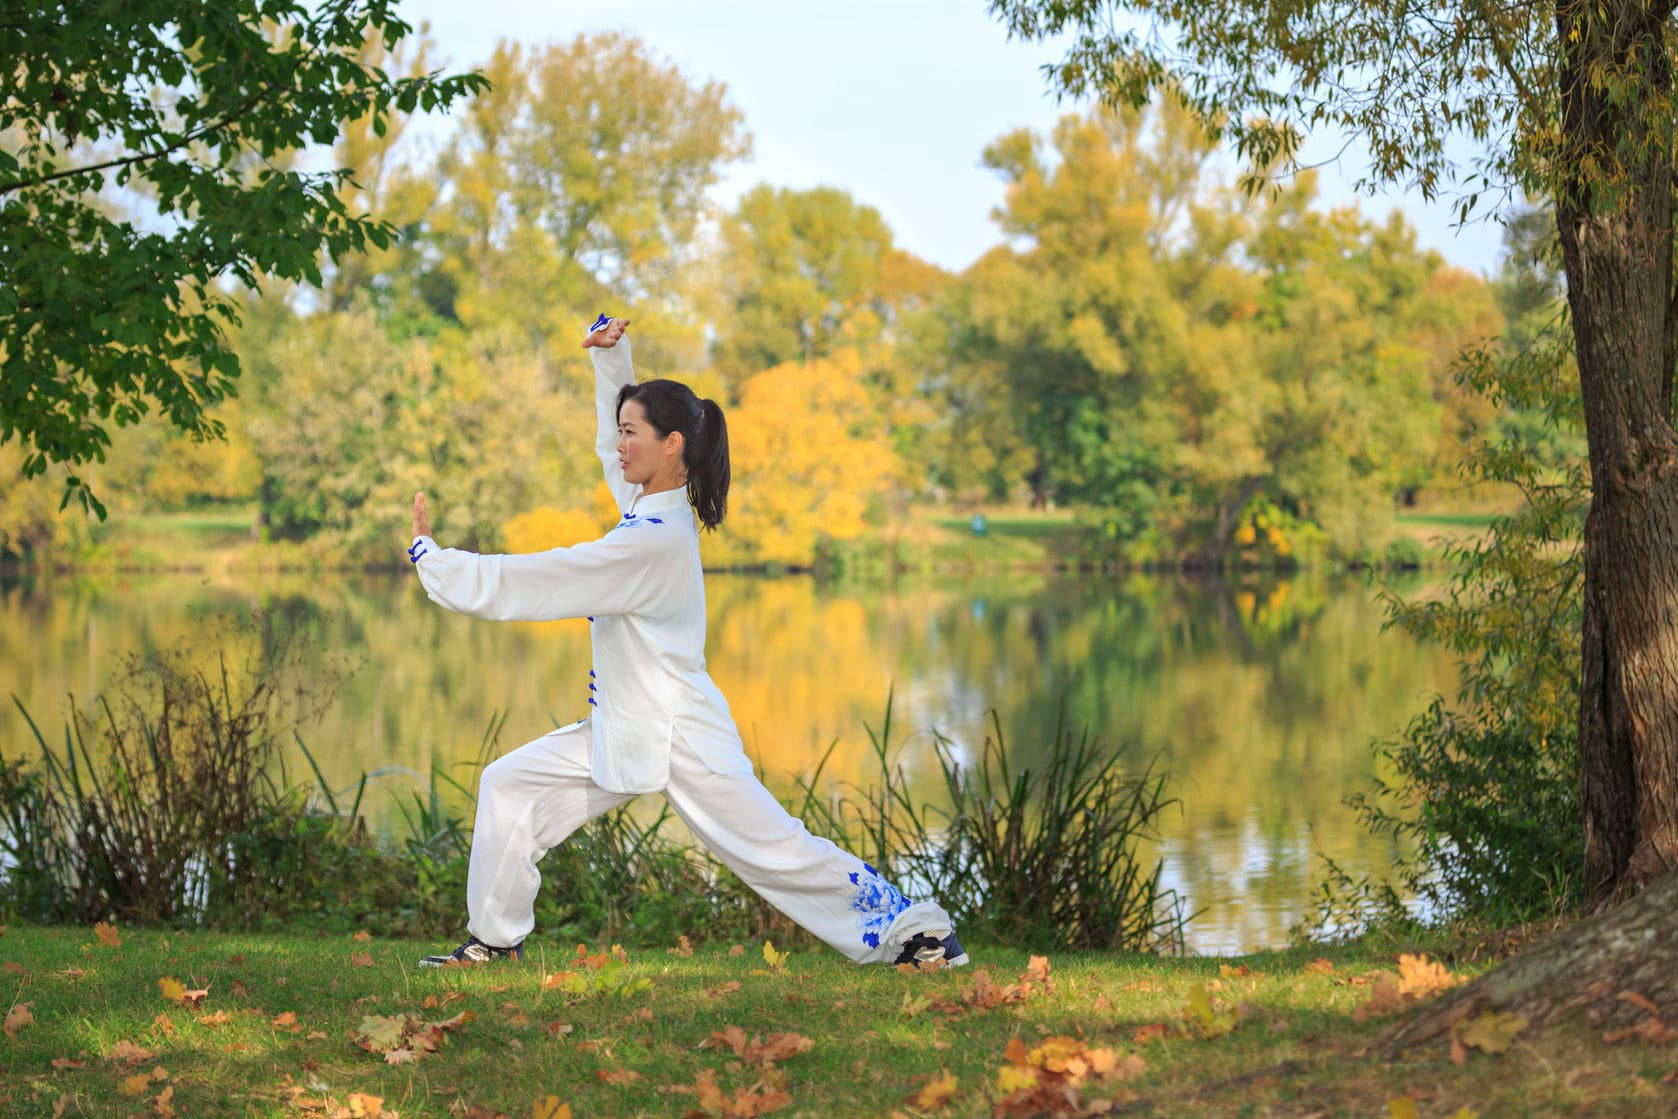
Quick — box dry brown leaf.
[668,936,694,958]
[706,981,742,999]
[346,1091,383,1117]
[1305,958,1335,975]
[728,944,745,958]
[508,1012,532,1029]
[1131,1023,1169,1044]
[1397,954,1461,998]
[904,1070,961,1111]
[1219,964,1251,979]
[701,1025,749,1056]
[350,952,375,968]
[108,1039,156,1065]
[198,1009,232,1026]
[153,1084,176,1118]
[744,1032,813,1066]
[272,1011,297,1028]
[153,1012,175,1035]
[93,921,121,948]
[3,1002,32,1037]
[385,1047,420,1065]
[1,961,22,975]
[544,1020,574,1037]
[596,1067,643,1085]
[120,1073,152,1096]
[353,930,372,942]
[51,1056,87,1069]
[1353,975,1408,1022]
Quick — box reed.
[3,643,1185,952]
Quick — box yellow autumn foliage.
[500,483,621,552]
[712,350,898,567]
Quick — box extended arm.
[585,315,638,514]
[409,528,666,622]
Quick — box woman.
[407,315,966,969]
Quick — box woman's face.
[616,398,682,487]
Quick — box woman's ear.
[666,431,685,460]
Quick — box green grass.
[3,925,1671,1117]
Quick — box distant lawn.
[932,512,1086,541]
[1394,511,1501,528]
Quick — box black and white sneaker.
[893,930,969,968]
[418,935,524,968]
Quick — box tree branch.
[0,84,277,197]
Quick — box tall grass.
[3,640,1185,952]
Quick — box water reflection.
[1,570,1451,954]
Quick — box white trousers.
[464,722,954,963]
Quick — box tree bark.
[1384,872,1678,1055]
[1555,0,1678,904]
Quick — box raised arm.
[584,315,638,514]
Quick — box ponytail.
[688,399,729,529]
[616,380,732,530]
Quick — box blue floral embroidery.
[615,513,669,530]
[847,862,911,948]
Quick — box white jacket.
[410,333,753,793]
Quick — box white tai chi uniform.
[408,330,954,962]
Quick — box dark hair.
[617,379,730,529]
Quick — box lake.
[1,568,1453,955]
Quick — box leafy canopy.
[0,1,487,515]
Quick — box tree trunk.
[1384,872,1678,1055]
[1555,0,1678,904]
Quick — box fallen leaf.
[1456,1011,1529,1055]
[108,1039,156,1065]
[762,940,788,972]
[531,1097,571,1119]
[1219,964,1250,979]
[385,1047,420,1065]
[508,1012,532,1029]
[3,1002,33,1037]
[272,1011,297,1028]
[153,1013,175,1035]
[51,1056,88,1069]
[93,921,121,948]
[121,1073,152,1096]
[668,936,694,958]
[346,1091,383,1117]
[1353,975,1407,1022]
[1397,954,1461,997]
[1,961,22,975]
[354,930,372,942]
[1305,958,1335,975]
[156,977,208,1009]
[706,981,741,999]
[1132,1023,1169,1044]
[701,1025,750,1057]
[744,1032,813,1066]
[153,1084,176,1118]
[151,1067,170,1082]
[1389,1099,1420,1119]
[728,945,745,958]
[350,952,375,968]
[199,1010,232,1026]
[596,1067,642,1085]
[904,1070,961,1111]
[544,1021,574,1038]
[901,990,931,1017]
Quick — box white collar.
[629,487,690,516]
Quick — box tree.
[0,1,486,516]
[988,0,1678,1030]
[707,185,945,391]
[420,35,749,371]
[991,0,1678,906]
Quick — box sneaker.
[893,930,969,968]
[418,935,524,968]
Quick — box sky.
[400,0,1508,278]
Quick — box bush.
[1305,309,1587,939]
